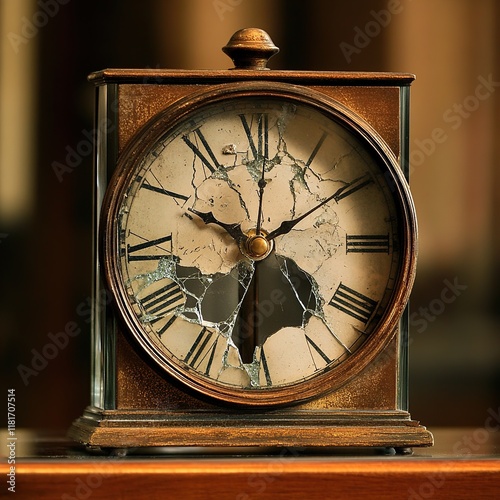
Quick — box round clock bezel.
[101,81,417,407]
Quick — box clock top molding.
[89,68,415,85]
[89,30,412,159]
[89,28,414,85]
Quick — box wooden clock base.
[68,406,433,452]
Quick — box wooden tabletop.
[2,427,500,499]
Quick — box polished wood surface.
[2,428,499,499]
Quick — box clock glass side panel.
[92,83,119,410]
[108,94,410,398]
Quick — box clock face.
[103,84,415,405]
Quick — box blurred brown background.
[1,0,499,431]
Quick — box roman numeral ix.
[141,182,189,201]
[127,234,172,261]
[139,171,189,202]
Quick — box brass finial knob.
[222,28,279,70]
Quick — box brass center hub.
[241,229,274,261]
[248,235,269,257]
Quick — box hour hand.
[188,207,245,242]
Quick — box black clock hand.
[236,260,261,365]
[238,162,267,364]
[255,158,267,235]
[188,207,245,242]
[238,159,267,364]
[267,175,372,241]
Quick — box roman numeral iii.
[346,234,390,254]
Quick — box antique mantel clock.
[69,29,433,452]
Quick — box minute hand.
[267,175,372,241]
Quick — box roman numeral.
[305,334,331,364]
[140,282,184,318]
[182,127,220,174]
[141,183,189,201]
[305,131,328,167]
[329,283,378,324]
[334,174,373,202]
[185,327,219,375]
[127,234,172,261]
[259,347,272,386]
[346,234,390,254]
[239,113,269,159]
[139,171,189,202]
[156,314,178,337]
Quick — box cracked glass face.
[110,93,409,399]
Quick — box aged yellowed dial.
[103,83,415,405]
